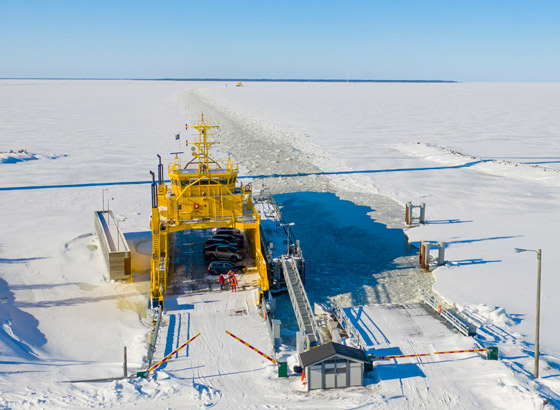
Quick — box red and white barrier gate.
[371,347,495,361]
[225,330,278,365]
[137,332,201,378]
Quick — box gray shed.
[299,342,368,391]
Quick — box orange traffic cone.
[301,369,307,385]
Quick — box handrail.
[281,256,319,345]
[424,295,476,337]
[146,308,162,367]
[331,300,368,350]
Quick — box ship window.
[199,179,219,185]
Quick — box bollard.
[296,331,305,354]
[422,242,431,271]
[123,346,127,378]
[272,319,281,339]
[420,241,445,270]
[405,202,412,225]
[437,242,446,266]
[406,202,426,225]
[419,203,426,223]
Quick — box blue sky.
[1,0,559,81]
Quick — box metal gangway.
[280,256,320,349]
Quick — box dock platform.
[94,210,131,280]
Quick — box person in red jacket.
[229,275,238,292]
[219,273,225,290]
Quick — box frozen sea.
[0,79,559,408]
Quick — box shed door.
[349,361,362,386]
[324,360,337,389]
[324,358,348,388]
[336,360,347,387]
[309,366,322,390]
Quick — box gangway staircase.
[281,256,322,349]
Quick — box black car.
[208,261,246,275]
[203,238,238,248]
[213,227,241,235]
[213,234,244,246]
[203,242,242,253]
[204,245,244,262]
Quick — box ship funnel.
[150,171,157,208]
[157,154,163,185]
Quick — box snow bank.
[0,149,66,164]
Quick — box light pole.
[514,247,542,378]
[116,220,120,252]
[280,222,295,254]
[107,197,114,225]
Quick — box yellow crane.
[149,114,269,309]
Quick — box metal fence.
[331,300,368,350]
[424,294,477,337]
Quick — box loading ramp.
[280,256,321,348]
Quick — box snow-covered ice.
[1,80,559,408]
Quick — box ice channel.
[180,89,434,332]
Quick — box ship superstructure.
[149,114,268,309]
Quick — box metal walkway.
[281,256,320,348]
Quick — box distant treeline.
[151,78,458,83]
[2,77,458,83]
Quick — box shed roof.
[299,342,368,367]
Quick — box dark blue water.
[271,191,413,336]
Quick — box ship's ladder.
[152,231,160,259]
[214,204,224,221]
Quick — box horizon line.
[0,77,459,83]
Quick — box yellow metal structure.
[149,114,269,309]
